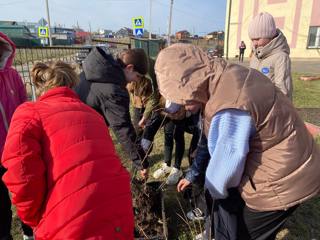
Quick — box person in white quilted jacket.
[248,12,293,100]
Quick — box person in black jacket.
[75,47,149,178]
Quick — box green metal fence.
[14,46,88,100]
[131,38,165,59]
[0,25,40,47]
[92,37,164,59]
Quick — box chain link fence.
[14,46,83,100]
[13,38,164,100]
[13,40,132,100]
[130,38,165,59]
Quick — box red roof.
[76,31,91,37]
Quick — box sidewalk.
[229,58,320,74]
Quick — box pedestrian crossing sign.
[135,28,144,37]
[132,16,144,29]
[38,27,49,38]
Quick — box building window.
[307,26,320,48]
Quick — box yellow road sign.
[38,27,49,38]
[132,16,144,29]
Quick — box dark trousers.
[0,167,33,239]
[209,189,298,240]
[239,51,244,62]
[164,119,185,169]
[184,113,200,165]
[164,112,201,169]
[142,111,200,167]
[0,167,12,239]
[21,221,33,237]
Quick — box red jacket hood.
[0,32,16,71]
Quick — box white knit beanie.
[248,12,277,39]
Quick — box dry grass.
[276,197,320,239]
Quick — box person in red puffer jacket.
[1,61,134,240]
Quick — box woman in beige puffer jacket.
[249,12,292,100]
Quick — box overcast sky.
[0,0,226,35]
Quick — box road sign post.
[132,16,144,37]
[38,27,49,46]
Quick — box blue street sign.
[135,28,144,36]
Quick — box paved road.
[229,58,320,74]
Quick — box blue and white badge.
[261,67,270,75]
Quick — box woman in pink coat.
[0,32,34,240]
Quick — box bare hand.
[177,178,191,192]
[138,117,147,128]
[140,168,148,180]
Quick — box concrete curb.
[300,76,320,81]
[305,122,320,137]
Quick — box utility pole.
[167,0,174,45]
[45,0,53,46]
[149,0,153,39]
[88,22,92,44]
[225,0,232,60]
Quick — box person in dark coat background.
[239,40,246,62]
[75,47,149,177]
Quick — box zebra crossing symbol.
[132,16,144,29]
[38,27,49,38]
